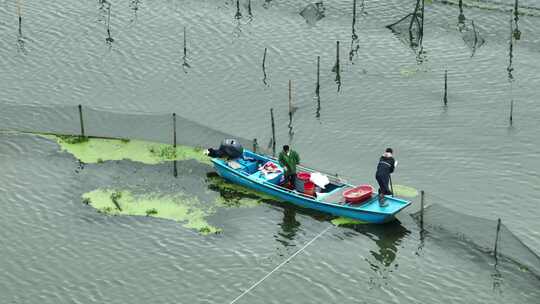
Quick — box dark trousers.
[284,174,296,189]
[376,173,392,196]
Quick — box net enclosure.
[387,0,425,48]
[0,103,271,155]
[411,203,540,280]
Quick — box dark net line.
[386,0,424,48]
[411,202,540,279]
[0,102,271,155]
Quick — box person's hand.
[203,149,210,156]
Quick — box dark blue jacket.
[376,154,395,177]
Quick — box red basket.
[304,182,316,196]
[297,172,311,181]
[343,185,374,204]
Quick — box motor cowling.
[219,139,243,159]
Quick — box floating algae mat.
[41,134,210,165]
[206,174,277,208]
[82,189,221,234]
[393,184,419,198]
[331,217,367,226]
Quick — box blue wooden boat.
[211,150,411,224]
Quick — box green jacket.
[278,150,300,176]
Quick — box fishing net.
[299,2,325,25]
[386,0,424,48]
[461,20,485,55]
[411,203,540,279]
[0,103,270,155]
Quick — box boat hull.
[213,159,405,224]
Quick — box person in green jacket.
[278,145,300,188]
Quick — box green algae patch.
[207,175,278,208]
[82,189,220,235]
[40,134,209,165]
[393,185,419,198]
[331,217,367,226]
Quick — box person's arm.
[390,158,396,173]
[278,153,286,169]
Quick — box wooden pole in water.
[352,0,357,40]
[183,26,187,58]
[262,47,267,70]
[494,218,502,258]
[316,56,320,95]
[235,0,242,19]
[336,41,340,69]
[16,0,22,34]
[509,100,514,126]
[316,56,321,117]
[420,190,425,231]
[173,113,178,177]
[420,0,425,41]
[78,104,85,137]
[270,108,276,157]
[444,70,448,106]
[288,80,293,121]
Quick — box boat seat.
[249,170,283,185]
[228,157,258,174]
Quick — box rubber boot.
[378,193,387,207]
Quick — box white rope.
[228,225,332,304]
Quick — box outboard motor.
[219,139,243,159]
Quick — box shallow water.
[1,0,539,303]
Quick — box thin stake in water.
[78,104,85,137]
[235,0,242,19]
[316,56,321,118]
[349,0,360,62]
[183,27,190,71]
[509,100,514,126]
[288,80,294,137]
[513,0,521,40]
[493,218,502,259]
[420,190,425,231]
[458,0,466,29]
[444,69,448,106]
[17,0,22,35]
[173,113,177,178]
[247,0,253,19]
[270,108,276,157]
[507,15,514,81]
[352,0,358,41]
[332,41,341,91]
[262,47,268,86]
[106,4,114,44]
[16,0,26,54]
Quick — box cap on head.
[385,148,393,154]
[283,145,290,152]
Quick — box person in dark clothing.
[278,145,300,189]
[375,148,396,207]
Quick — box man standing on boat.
[375,148,396,207]
[279,145,300,189]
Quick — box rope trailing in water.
[228,225,332,304]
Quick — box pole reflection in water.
[457,0,466,31]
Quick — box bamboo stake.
[444,70,448,106]
[173,113,177,177]
[78,104,85,137]
[270,108,276,157]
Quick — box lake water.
[1,0,539,303]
